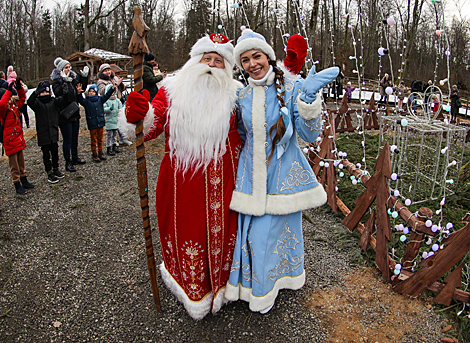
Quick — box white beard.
[163,57,239,174]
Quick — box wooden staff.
[128,6,161,312]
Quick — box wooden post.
[128,6,161,312]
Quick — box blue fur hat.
[234,29,276,69]
[88,84,99,94]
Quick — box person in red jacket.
[0,79,34,194]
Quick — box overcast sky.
[42,0,468,22]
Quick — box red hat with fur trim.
[283,34,308,75]
[190,33,235,67]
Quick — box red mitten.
[125,91,150,124]
[284,34,308,75]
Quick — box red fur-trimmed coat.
[0,87,26,156]
[143,87,243,319]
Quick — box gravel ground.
[0,115,452,342]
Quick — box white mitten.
[80,66,89,77]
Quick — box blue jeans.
[409,93,417,112]
[59,120,79,160]
[118,129,125,142]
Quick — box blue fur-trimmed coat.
[230,71,327,216]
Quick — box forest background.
[0,0,469,90]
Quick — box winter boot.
[107,147,115,156]
[20,176,35,189]
[92,152,101,163]
[53,169,65,179]
[122,139,133,146]
[65,159,76,172]
[98,151,107,160]
[112,144,121,153]
[71,154,86,165]
[14,181,27,195]
[47,171,59,184]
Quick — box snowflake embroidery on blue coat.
[267,222,303,281]
[280,160,315,192]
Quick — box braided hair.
[267,60,287,163]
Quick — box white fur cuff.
[296,93,322,120]
[117,104,155,142]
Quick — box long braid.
[267,61,286,163]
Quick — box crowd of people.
[0,31,465,321]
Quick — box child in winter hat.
[103,84,123,156]
[27,80,66,184]
[6,66,17,84]
[77,83,116,162]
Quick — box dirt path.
[0,117,454,342]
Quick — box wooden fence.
[307,109,470,306]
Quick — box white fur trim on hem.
[296,93,322,120]
[117,104,155,142]
[230,183,327,216]
[159,262,212,320]
[224,270,305,312]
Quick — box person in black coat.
[27,81,66,183]
[332,65,344,100]
[409,79,423,112]
[450,85,461,122]
[0,71,8,89]
[142,53,166,101]
[50,57,88,172]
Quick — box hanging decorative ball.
[431,225,439,232]
[240,25,246,30]
[425,220,433,227]
[233,3,239,8]
[385,86,394,95]
[378,47,385,56]
[436,30,441,35]
[339,163,344,169]
[391,173,398,181]
[445,50,451,56]
[324,162,330,168]
[392,211,399,218]
[303,148,309,154]
[352,179,358,185]
[441,147,448,154]
[393,190,400,197]
[426,237,433,245]
[446,223,453,229]
[405,199,412,206]
[400,119,408,127]
[394,269,400,275]
[350,175,356,180]
[387,208,393,215]
[218,24,223,29]
[402,227,409,234]
[387,17,396,25]
[400,235,407,242]
[432,244,439,252]
[428,251,435,257]
[423,251,428,259]
[319,161,325,167]
[395,264,402,271]
[339,172,344,177]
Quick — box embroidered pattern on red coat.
[206,162,224,296]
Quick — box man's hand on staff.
[125,90,150,124]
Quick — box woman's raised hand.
[300,66,340,103]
